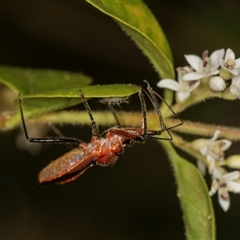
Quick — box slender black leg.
[143,80,172,140]
[107,104,121,127]
[18,94,82,145]
[99,97,131,127]
[79,90,99,137]
[144,80,183,131]
[138,87,147,137]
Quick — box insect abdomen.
[38,148,92,183]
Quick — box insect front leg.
[79,90,99,137]
[18,94,82,145]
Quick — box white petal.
[218,188,230,212]
[157,79,180,91]
[212,168,223,179]
[210,49,225,71]
[234,59,240,69]
[188,80,201,92]
[209,179,219,196]
[207,157,217,174]
[219,58,225,68]
[232,75,240,85]
[229,69,240,76]
[182,66,192,72]
[220,139,232,151]
[184,54,202,72]
[230,85,240,99]
[182,72,204,81]
[200,145,208,156]
[227,181,240,193]
[176,91,190,102]
[230,84,240,98]
[211,130,221,142]
[197,160,206,175]
[223,171,240,181]
[206,69,219,76]
[225,48,235,60]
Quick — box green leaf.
[0,65,140,130]
[20,84,139,116]
[0,65,92,94]
[22,84,140,98]
[161,140,216,240]
[86,0,174,79]
[0,65,92,130]
[0,83,140,130]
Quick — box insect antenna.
[18,94,82,145]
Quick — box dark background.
[1,1,240,239]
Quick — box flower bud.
[219,68,233,80]
[191,139,208,151]
[221,155,240,169]
[209,76,226,92]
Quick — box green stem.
[24,109,240,142]
[165,118,240,141]
[163,83,223,118]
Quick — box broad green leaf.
[22,84,140,98]
[19,84,139,119]
[161,140,215,240]
[0,84,140,130]
[0,65,92,94]
[86,0,174,79]
[0,65,92,130]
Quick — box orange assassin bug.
[19,80,183,184]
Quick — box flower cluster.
[157,48,240,102]
[191,130,240,211]
[157,48,240,211]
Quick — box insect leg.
[142,80,172,140]
[18,94,82,145]
[144,80,183,131]
[79,90,99,137]
[99,96,130,127]
[108,104,121,126]
[138,87,147,137]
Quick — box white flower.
[183,49,225,81]
[219,48,240,76]
[230,75,240,98]
[192,130,232,174]
[157,66,200,102]
[200,130,231,162]
[209,169,240,211]
[200,130,232,174]
[209,76,226,92]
